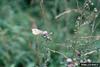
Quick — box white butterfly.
[32,28,43,35]
[32,28,52,40]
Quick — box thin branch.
[84,50,96,56]
[55,9,82,19]
[82,48,100,56]
[46,48,68,58]
[80,35,100,40]
[76,0,79,9]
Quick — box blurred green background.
[0,0,100,67]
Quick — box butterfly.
[30,16,52,40]
[32,28,43,35]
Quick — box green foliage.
[0,0,100,67]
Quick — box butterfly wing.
[32,28,43,35]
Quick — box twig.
[80,35,100,40]
[84,50,96,56]
[40,0,51,30]
[46,48,67,58]
[76,0,79,9]
[82,48,100,56]
[55,9,81,19]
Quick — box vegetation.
[0,0,100,67]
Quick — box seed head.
[66,58,73,63]
[94,8,98,12]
